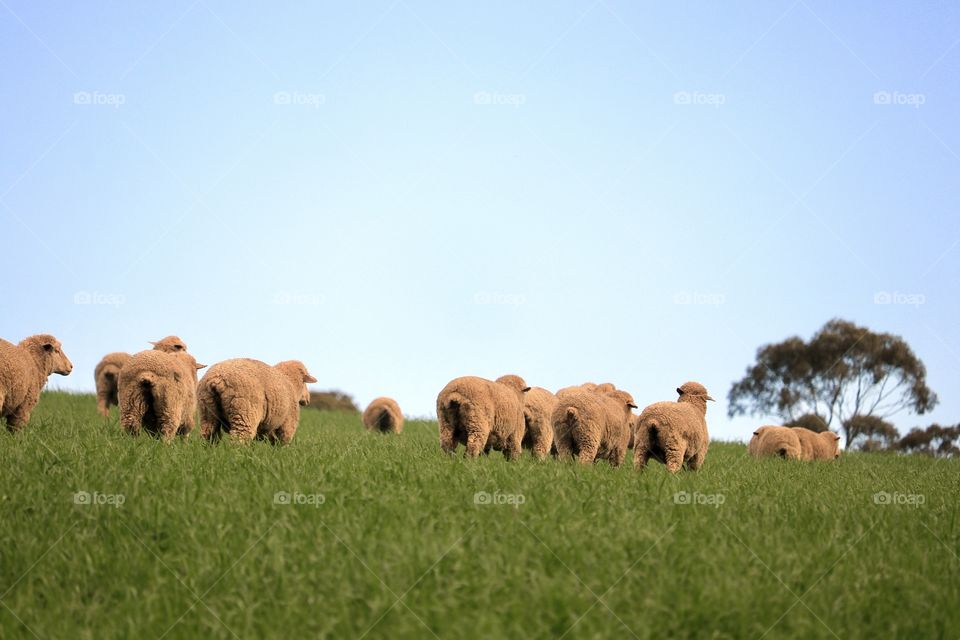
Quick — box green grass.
[1,392,958,639]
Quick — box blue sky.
[2,1,958,441]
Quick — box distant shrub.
[306,390,359,413]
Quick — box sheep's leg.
[5,406,29,433]
[633,445,650,470]
[438,413,457,454]
[686,449,706,471]
[278,419,298,445]
[532,433,551,461]
[609,446,626,468]
[575,437,600,465]
[96,393,110,417]
[664,443,687,473]
[226,415,257,443]
[503,429,523,461]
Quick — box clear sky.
[2,1,958,441]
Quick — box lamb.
[0,334,72,432]
[522,387,558,460]
[198,358,317,444]
[792,427,842,461]
[93,335,190,417]
[436,374,529,459]
[363,397,404,434]
[118,350,206,441]
[748,425,801,460]
[552,388,637,466]
[634,381,713,472]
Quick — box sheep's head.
[676,381,714,412]
[594,383,616,394]
[170,352,206,382]
[150,335,188,353]
[19,334,73,376]
[820,431,842,459]
[606,389,638,415]
[275,360,318,406]
[495,374,530,396]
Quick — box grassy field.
[1,392,957,639]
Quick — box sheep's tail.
[202,376,230,438]
[441,392,472,442]
[646,423,659,447]
[101,364,122,382]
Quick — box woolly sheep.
[522,386,558,460]
[634,381,713,472]
[363,397,404,434]
[93,336,190,417]
[198,358,317,444]
[792,427,841,461]
[552,388,637,466]
[436,374,529,459]
[749,425,801,460]
[118,350,205,441]
[0,334,72,432]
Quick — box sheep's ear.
[752,430,759,436]
[832,433,841,441]
[522,387,531,393]
[304,374,318,383]
[148,341,157,346]
[627,403,638,409]
[195,363,207,370]
[706,395,716,402]
[676,387,683,395]
[42,342,54,352]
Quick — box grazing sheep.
[198,359,317,444]
[634,381,713,472]
[93,336,190,417]
[94,352,132,416]
[118,350,206,441]
[749,425,801,460]
[436,374,529,459]
[792,427,842,461]
[522,387,558,460]
[553,388,637,466]
[363,397,404,434]
[0,334,73,432]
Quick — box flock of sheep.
[0,333,842,467]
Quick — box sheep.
[0,334,73,432]
[792,427,842,461]
[94,352,132,416]
[634,381,713,472]
[749,425,801,460]
[552,388,637,466]
[93,336,190,417]
[363,397,404,434]
[436,374,529,459]
[522,387,558,460]
[198,359,317,444]
[150,335,188,353]
[118,350,206,441]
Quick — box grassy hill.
[0,392,957,638]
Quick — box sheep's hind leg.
[5,406,29,433]
[664,444,687,473]
[686,449,706,471]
